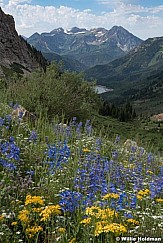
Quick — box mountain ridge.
[86,36,163,85]
[27,26,143,68]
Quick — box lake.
[95,85,114,94]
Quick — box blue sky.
[0,0,163,39]
[30,0,106,13]
[31,0,163,12]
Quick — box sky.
[0,0,163,39]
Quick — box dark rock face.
[0,7,47,76]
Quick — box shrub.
[6,64,100,121]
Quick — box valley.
[25,23,163,116]
[0,4,163,243]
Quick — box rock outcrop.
[151,113,163,122]
[0,7,47,77]
[12,105,36,122]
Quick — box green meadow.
[0,65,162,242]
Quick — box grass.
[92,114,163,153]
[0,103,162,243]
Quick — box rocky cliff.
[0,7,47,77]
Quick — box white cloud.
[97,0,163,14]
[1,0,163,39]
[8,0,31,5]
[149,5,163,14]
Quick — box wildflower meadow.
[0,103,162,243]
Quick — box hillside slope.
[86,37,163,114]
[42,52,87,72]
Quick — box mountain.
[21,35,28,40]
[86,37,163,114]
[27,26,143,68]
[42,52,87,72]
[0,8,47,77]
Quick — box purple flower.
[0,158,16,171]
[28,130,38,141]
[0,117,4,126]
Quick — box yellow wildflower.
[25,195,44,206]
[85,206,101,216]
[82,148,91,153]
[69,238,76,243]
[95,222,127,236]
[103,223,127,234]
[137,195,143,200]
[18,209,29,223]
[137,189,150,200]
[26,226,43,238]
[100,208,118,220]
[80,217,91,225]
[57,227,66,233]
[0,215,4,221]
[85,206,117,219]
[11,221,18,226]
[128,164,135,169]
[102,193,119,200]
[32,207,43,213]
[127,218,139,225]
[147,170,153,174]
[156,198,163,203]
[94,221,104,236]
[40,205,61,221]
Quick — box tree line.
[99,100,136,122]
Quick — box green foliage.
[92,113,163,153]
[5,64,100,121]
[1,65,16,78]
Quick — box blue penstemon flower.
[0,136,20,171]
[44,140,71,174]
[59,189,83,212]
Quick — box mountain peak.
[0,7,15,31]
[66,27,87,34]
[50,27,64,34]
[109,25,130,34]
[90,27,108,33]
[111,25,125,29]
[30,32,40,38]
